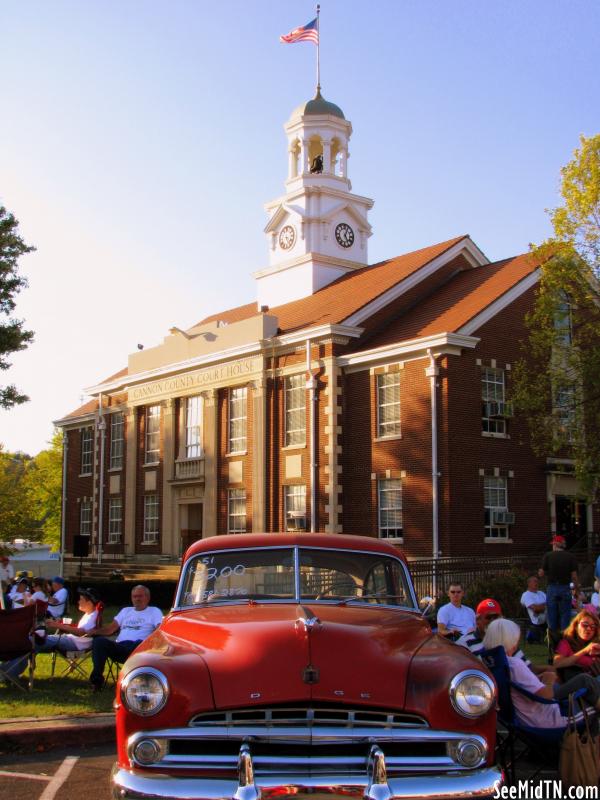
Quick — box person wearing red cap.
[458,598,555,678]
[539,534,578,634]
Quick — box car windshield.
[177,546,415,609]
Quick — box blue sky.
[1,0,599,455]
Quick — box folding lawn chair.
[0,604,37,691]
[51,600,105,679]
[481,645,588,785]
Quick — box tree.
[0,446,34,540]
[513,134,600,499]
[23,430,63,550]
[0,205,35,408]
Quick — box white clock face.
[279,225,296,250]
[335,222,354,249]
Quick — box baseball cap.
[77,586,100,604]
[476,598,502,616]
[551,535,566,545]
[52,576,66,585]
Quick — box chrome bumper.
[112,764,503,800]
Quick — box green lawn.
[1,605,121,719]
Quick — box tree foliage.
[0,205,35,408]
[23,430,63,550]
[0,432,63,548]
[513,134,600,499]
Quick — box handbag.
[559,693,599,788]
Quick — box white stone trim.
[342,237,489,327]
[338,332,480,372]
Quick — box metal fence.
[407,554,540,600]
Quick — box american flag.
[280,17,319,45]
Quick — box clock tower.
[255,90,374,309]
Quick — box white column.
[301,139,309,174]
[288,146,296,179]
[322,139,332,173]
[202,388,218,537]
[252,376,266,533]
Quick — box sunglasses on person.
[484,614,500,621]
[579,622,597,631]
[449,590,463,594]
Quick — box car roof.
[184,533,407,562]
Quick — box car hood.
[162,602,430,710]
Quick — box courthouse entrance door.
[555,495,587,550]
[180,503,203,555]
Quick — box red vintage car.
[112,533,501,799]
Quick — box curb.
[0,713,115,754]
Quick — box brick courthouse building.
[55,92,598,568]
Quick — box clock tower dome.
[255,90,374,308]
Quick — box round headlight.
[121,667,169,716]
[448,738,487,768]
[449,670,495,718]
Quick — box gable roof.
[201,235,469,334]
[365,252,538,347]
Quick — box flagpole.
[316,4,321,92]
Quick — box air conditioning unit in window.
[484,401,514,418]
[492,510,515,525]
[286,512,307,532]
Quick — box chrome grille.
[189,706,428,729]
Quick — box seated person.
[27,577,49,604]
[36,587,99,654]
[47,576,68,618]
[88,585,163,692]
[591,580,600,611]
[457,598,553,678]
[553,609,600,680]
[8,577,31,608]
[520,575,547,643]
[483,618,600,729]
[436,582,475,640]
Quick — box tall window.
[108,497,122,543]
[285,375,306,447]
[80,499,92,536]
[110,413,124,470]
[228,387,247,453]
[484,476,509,540]
[555,292,573,346]
[285,484,307,530]
[80,428,93,475]
[555,385,576,440]
[481,367,506,435]
[143,495,159,543]
[185,396,202,458]
[378,478,403,539]
[377,373,401,437]
[145,405,160,464]
[228,489,246,533]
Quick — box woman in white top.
[27,578,49,604]
[8,578,31,608]
[37,588,100,654]
[482,618,600,729]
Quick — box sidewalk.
[0,712,115,753]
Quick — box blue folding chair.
[480,645,589,785]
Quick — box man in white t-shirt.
[89,585,163,691]
[521,575,547,644]
[437,583,476,640]
[47,577,69,619]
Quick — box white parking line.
[0,770,50,781]
[38,757,79,800]
[0,756,80,799]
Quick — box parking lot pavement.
[0,744,114,800]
